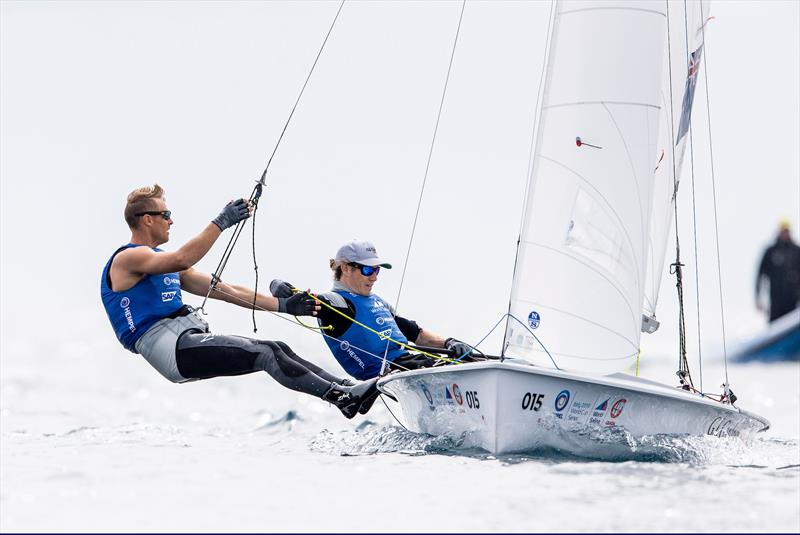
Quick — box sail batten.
[544,102,662,109]
[504,0,667,373]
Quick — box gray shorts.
[134,312,209,383]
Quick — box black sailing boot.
[322,377,380,419]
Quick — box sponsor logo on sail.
[610,399,626,419]
[596,398,609,411]
[376,316,385,325]
[555,390,570,412]
[528,311,541,329]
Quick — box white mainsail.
[504,0,668,373]
[642,0,711,328]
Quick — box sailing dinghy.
[377,0,769,455]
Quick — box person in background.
[100,185,379,419]
[756,219,800,322]
[271,239,480,390]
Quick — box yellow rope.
[635,349,641,377]
[213,283,458,365]
[294,316,333,331]
[300,288,460,365]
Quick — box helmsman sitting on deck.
[271,239,482,386]
[100,185,379,418]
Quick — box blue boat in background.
[730,310,800,363]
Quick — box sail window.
[564,188,634,286]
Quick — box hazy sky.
[2,0,798,366]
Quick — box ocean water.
[1,315,798,533]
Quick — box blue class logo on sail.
[528,311,540,329]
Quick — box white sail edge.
[504,0,668,374]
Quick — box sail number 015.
[465,390,480,409]
[521,392,544,411]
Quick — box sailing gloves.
[278,292,318,316]
[270,279,317,316]
[270,279,296,299]
[212,199,251,231]
[445,337,473,360]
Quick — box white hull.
[377,361,770,456]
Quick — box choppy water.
[1,328,798,532]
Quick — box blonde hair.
[124,184,165,229]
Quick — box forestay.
[504,0,668,373]
[643,0,711,328]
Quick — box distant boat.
[729,310,800,363]
[377,0,770,455]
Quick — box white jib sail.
[642,0,711,328]
[504,0,667,374]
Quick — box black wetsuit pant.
[175,331,345,397]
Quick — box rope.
[698,4,731,400]
[251,200,259,332]
[198,1,345,323]
[258,0,345,184]
[683,0,704,393]
[304,290,460,364]
[505,314,560,369]
[665,1,688,390]
[208,285,418,372]
[393,0,466,314]
[199,184,263,314]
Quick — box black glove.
[212,199,250,231]
[278,292,317,316]
[445,337,473,360]
[270,279,296,299]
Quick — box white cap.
[334,239,392,268]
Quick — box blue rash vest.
[322,290,408,380]
[100,244,184,353]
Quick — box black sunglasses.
[135,210,172,220]
[349,262,380,276]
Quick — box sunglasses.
[135,210,172,220]
[349,262,380,276]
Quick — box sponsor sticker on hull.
[420,384,434,410]
[452,384,463,405]
[554,389,570,418]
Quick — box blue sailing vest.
[100,244,184,352]
[322,291,408,380]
